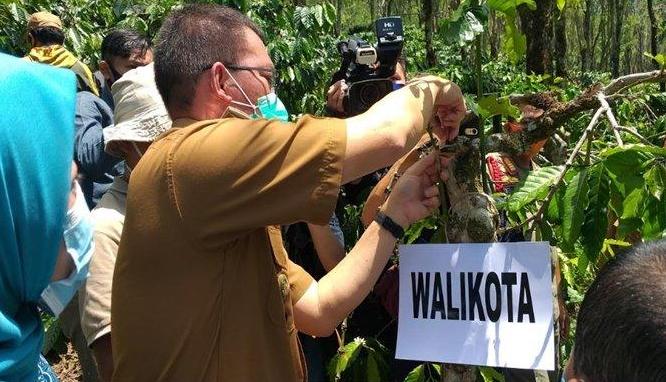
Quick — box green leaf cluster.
[328,337,390,382]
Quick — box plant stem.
[525,106,606,235]
[427,128,450,243]
[616,126,653,145]
[596,93,624,146]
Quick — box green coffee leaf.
[503,166,564,212]
[403,363,442,382]
[562,168,589,251]
[581,164,610,264]
[644,162,666,201]
[477,96,521,119]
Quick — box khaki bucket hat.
[104,63,171,157]
[28,11,63,30]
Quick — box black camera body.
[336,17,404,116]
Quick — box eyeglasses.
[225,64,277,90]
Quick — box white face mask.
[225,66,260,115]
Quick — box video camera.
[336,16,404,116]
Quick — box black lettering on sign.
[501,272,517,322]
[408,271,537,324]
[468,272,485,321]
[459,272,467,321]
[431,273,446,319]
[518,272,535,323]
[485,272,502,322]
[411,272,430,319]
[446,272,460,320]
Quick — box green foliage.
[438,0,487,47]
[643,52,666,69]
[580,163,610,264]
[403,363,441,382]
[477,95,521,119]
[328,337,390,382]
[502,166,563,212]
[41,313,65,355]
[479,366,506,382]
[250,0,339,115]
[561,168,589,252]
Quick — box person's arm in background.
[74,92,122,181]
[308,214,345,272]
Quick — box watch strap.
[374,211,405,240]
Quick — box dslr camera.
[336,16,404,116]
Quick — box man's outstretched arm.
[294,153,448,336]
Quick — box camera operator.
[326,57,407,118]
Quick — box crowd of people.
[0,5,664,382]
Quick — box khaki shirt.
[79,176,128,346]
[111,116,346,382]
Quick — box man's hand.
[381,152,449,229]
[407,76,466,143]
[326,80,348,114]
[433,81,466,142]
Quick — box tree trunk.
[489,10,502,58]
[518,0,555,75]
[609,0,626,78]
[580,0,592,72]
[449,0,461,13]
[335,0,343,35]
[424,0,437,67]
[554,7,567,77]
[370,0,376,22]
[385,0,394,16]
[647,0,665,91]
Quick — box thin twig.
[603,69,666,95]
[524,107,607,235]
[427,129,449,243]
[637,99,658,120]
[597,93,624,146]
[373,318,396,340]
[616,126,653,145]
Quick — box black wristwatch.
[374,211,405,240]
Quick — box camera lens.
[359,83,381,108]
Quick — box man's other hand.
[381,152,449,229]
[326,80,348,114]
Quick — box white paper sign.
[396,242,554,371]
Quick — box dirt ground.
[47,342,83,382]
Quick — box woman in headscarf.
[0,53,92,381]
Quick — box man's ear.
[210,62,232,104]
[99,61,112,83]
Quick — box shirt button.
[277,273,289,300]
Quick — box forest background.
[1,0,665,381]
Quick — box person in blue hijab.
[0,52,91,381]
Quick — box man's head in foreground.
[27,11,64,48]
[100,29,153,86]
[153,4,275,120]
[565,240,666,382]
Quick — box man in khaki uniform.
[111,4,466,382]
[79,63,172,382]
